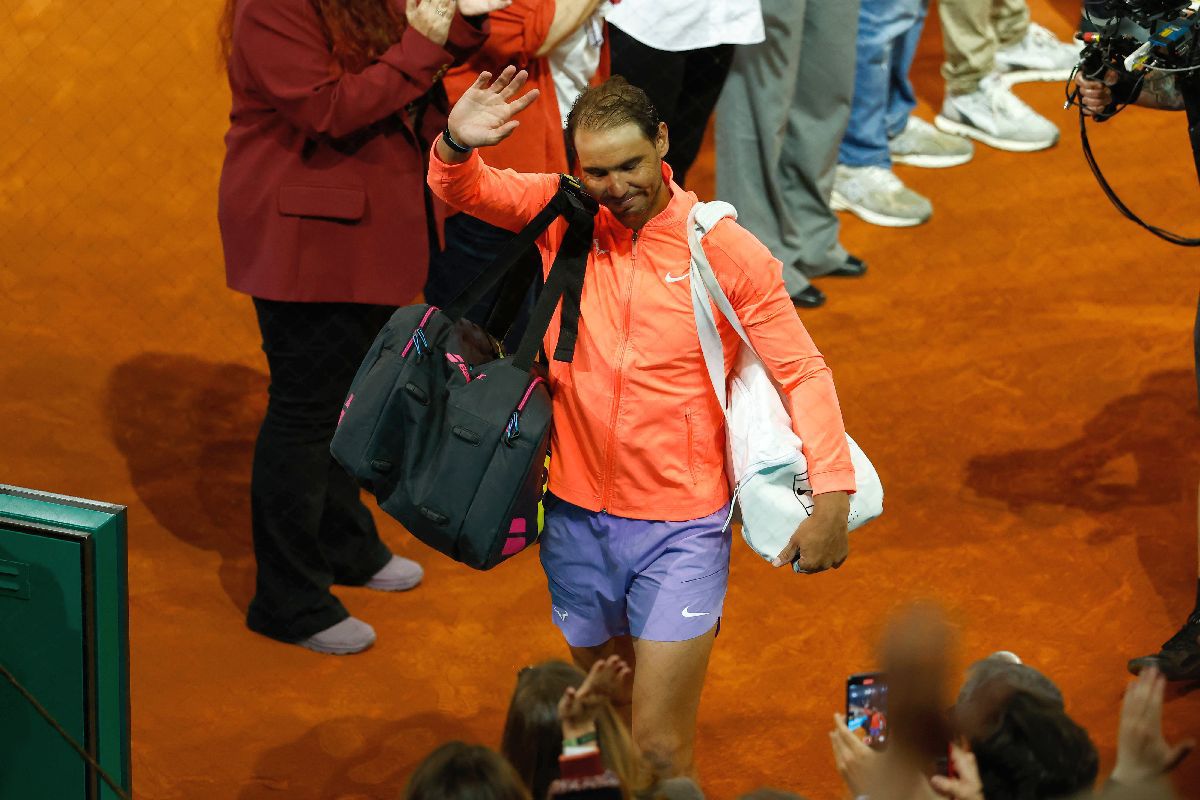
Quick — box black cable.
[0,661,133,799]
[1077,104,1200,245]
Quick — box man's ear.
[656,121,669,159]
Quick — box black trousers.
[608,28,735,187]
[246,298,396,642]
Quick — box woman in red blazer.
[218,0,501,655]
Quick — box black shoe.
[790,285,826,308]
[1128,616,1200,681]
[826,254,868,278]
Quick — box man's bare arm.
[1138,71,1185,110]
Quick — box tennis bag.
[686,202,884,570]
[331,177,596,570]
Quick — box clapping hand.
[1110,666,1194,786]
[557,655,632,740]
[446,66,541,149]
[406,0,456,47]
[458,0,512,14]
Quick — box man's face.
[574,122,670,230]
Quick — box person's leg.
[885,0,929,139]
[781,0,862,276]
[316,303,399,584]
[246,299,392,642]
[621,503,731,777]
[832,0,934,227]
[629,630,717,778]
[939,0,997,96]
[991,0,1031,50]
[716,0,815,298]
[934,0,1058,151]
[667,44,736,186]
[840,0,914,169]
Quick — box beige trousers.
[939,0,1030,94]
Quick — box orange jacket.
[428,149,855,521]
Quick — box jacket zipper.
[600,232,639,512]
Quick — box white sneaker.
[299,616,376,655]
[831,165,932,228]
[935,72,1059,152]
[996,21,1082,84]
[889,116,974,169]
[364,554,423,591]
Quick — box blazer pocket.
[277,184,366,221]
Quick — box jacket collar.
[640,160,694,232]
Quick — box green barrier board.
[0,485,130,800]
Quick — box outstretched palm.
[447,66,541,148]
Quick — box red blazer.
[218,0,487,305]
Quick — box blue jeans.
[838,0,929,168]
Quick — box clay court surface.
[3,0,1199,797]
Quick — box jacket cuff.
[558,749,604,780]
[445,12,490,62]
[380,26,454,90]
[810,469,857,496]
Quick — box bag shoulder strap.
[687,201,757,416]
[446,176,597,373]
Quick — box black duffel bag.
[331,177,596,570]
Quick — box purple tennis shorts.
[538,494,732,647]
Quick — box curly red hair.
[219,0,405,73]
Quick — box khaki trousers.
[939,0,1030,94]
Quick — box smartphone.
[846,672,889,750]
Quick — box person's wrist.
[442,125,473,153]
[562,721,597,742]
[811,491,849,516]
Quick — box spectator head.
[566,77,670,232]
[501,660,637,800]
[404,741,531,800]
[954,655,1099,800]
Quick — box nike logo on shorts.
[681,605,710,618]
[664,271,688,284]
[553,606,569,621]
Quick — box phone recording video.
[846,672,889,750]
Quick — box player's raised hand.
[446,66,541,148]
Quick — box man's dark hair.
[969,691,1099,800]
[565,76,661,164]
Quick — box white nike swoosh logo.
[664,272,689,284]
[681,606,710,618]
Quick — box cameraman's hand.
[772,491,849,572]
[1075,69,1116,116]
